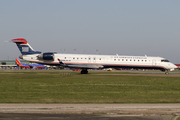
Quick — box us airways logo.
[22,47,29,52]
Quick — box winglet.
[57,58,64,65]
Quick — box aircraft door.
[152,60,156,66]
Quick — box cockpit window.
[161,59,170,62]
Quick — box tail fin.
[16,58,21,66]
[12,38,41,55]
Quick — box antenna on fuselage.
[74,49,78,53]
[96,49,99,54]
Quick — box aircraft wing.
[57,58,103,69]
[67,64,104,69]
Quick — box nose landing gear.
[161,69,170,74]
[165,69,169,75]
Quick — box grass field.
[0,70,180,103]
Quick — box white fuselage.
[21,53,177,71]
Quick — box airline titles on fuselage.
[60,55,149,63]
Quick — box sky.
[0,0,180,63]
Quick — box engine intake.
[38,52,55,60]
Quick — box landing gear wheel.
[81,69,88,74]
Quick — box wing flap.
[57,58,103,69]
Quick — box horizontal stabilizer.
[11,38,41,55]
[12,38,27,44]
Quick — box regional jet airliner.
[11,38,177,74]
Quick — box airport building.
[0,60,30,69]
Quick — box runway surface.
[0,113,173,120]
[0,104,179,120]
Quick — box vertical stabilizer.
[12,38,41,55]
[15,58,21,66]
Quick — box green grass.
[0,70,180,103]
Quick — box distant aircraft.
[12,38,177,74]
[16,58,30,68]
[16,58,46,69]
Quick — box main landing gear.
[165,69,169,75]
[81,69,88,74]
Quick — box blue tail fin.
[12,38,41,55]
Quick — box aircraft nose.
[174,64,178,69]
[171,64,178,70]
[169,64,177,71]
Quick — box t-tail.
[11,38,41,55]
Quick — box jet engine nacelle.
[37,52,55,60]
